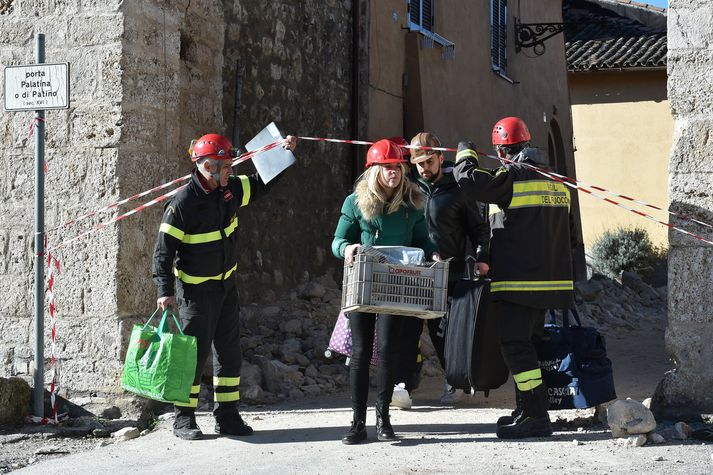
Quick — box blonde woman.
[332,139,438,444]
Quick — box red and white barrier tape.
[298,136,713,245]
[27,252,67,426]
[47,252,61,424]
[48,139,285,233]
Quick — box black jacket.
[453,146,581,309]
[152,170,271,298]
[412,162,490,282]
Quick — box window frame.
[406,0,455,58]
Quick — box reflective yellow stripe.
[174,398,198,408]
[161,217,238,244]
[513,368,542,383]
[514,368,543,391]
[214,390,240,402]
[239,175,251,207]
[190,385,200,393]
[181,216,238,244]
[510,180,570,210]
[213,376,240,386]
[174,264,238,284]
[516,379,543,391]
[160,223,185,241]
[513,180,564,193]
[456,149,478,162]
[491,280,573,292]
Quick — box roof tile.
[564,0,667,71]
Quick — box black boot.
[376,405,397,441]
[496,385,552,439]
[173,408,203,440]
[215,411,254,436]
[497,383,523,427]
[342,420,367,444]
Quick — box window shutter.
[491,0,508,71]
[422,0,434,32]
[409,0,421,26]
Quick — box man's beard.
[424,170,440,183]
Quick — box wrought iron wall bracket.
[515,18,567,55]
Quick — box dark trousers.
[394,317,424,392]
[175,284,242,418]
[348,312,405,421]
[491,300,545,375]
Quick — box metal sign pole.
[33,32,46,419]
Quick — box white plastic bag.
[367,246,425,265]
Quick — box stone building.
[0,0,585,405]
[1,0,356,401]
[652,0,713,417]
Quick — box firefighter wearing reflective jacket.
[453,117,581,439]
[153,133,297,440]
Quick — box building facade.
[0,0,582,402]
[565,0,671,248]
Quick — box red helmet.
[365,139,406,168]
[190,134,235,162]
[388,136,410,159]
[492,117,531,146]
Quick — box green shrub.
[591,226,659,279]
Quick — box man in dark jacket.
[391,132,490,408]
[453,117,580,439]
[153,133,296,440]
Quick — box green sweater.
[331,193,438,259]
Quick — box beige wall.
[367,0,575,178]
[569,70,672,248]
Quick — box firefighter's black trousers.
[491,300,546,375]
[174,283,242,418]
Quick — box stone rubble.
[607,399,658,438]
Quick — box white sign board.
[3,63,70,111]
[245,122,296,183]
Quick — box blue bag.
[535,308,617,409]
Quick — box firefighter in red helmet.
[153,133,297,440]
[453,117,581,439]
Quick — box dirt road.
[12,318,713,475]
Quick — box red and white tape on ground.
[298,136,713,245]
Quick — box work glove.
[456,141,479,164]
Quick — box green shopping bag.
[121,307,197,404]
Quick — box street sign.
[3,63,70,111]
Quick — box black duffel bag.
[534,308,616,410]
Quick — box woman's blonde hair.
[354,163,424,221]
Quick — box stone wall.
[0,0,357,401]
[653,0,713,417]
[221,0,355,304]
[0,0,125,394]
